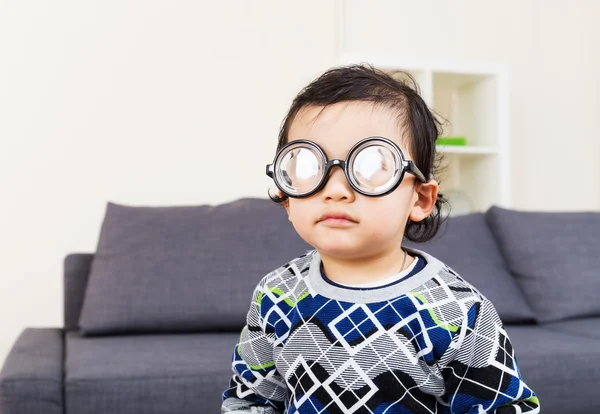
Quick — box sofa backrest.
[486,206,600,323]
[66,199,600,333]
[72,198,314,336]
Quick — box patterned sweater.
[221,248,540,413]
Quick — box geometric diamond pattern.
[287,355,321,408]
[222,250,540,414]
[329,304,386,356]
[321,358,378,413]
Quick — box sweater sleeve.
[221,283,287,414]
[438,299,540,414]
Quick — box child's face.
[283,101,437,260]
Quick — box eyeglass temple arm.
[405,160,427,183]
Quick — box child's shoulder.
[254,249,316,292]
[410,248,487,306]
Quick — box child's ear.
[409,179,439,222]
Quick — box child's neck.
[319,247,414,286]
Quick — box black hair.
[270,63,449,243]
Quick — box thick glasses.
[266,136,426,198]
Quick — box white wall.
[343,0,600,211]
[1,0,599,365]
[0,1,337,364]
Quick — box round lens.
[276,144,324,195]
[351,144,400,194]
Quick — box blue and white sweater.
[222,248,540,413]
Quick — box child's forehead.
[288,101,412,158]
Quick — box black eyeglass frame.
[265,136,427,198]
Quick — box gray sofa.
[1,198,599,414]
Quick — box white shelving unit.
[342,55,511,214]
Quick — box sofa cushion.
[65,332,238,414]
[506,325,600,413]
[79,198,312,335]
[486,206,600,323]
[541,317,600,339]
[404,213,535,324]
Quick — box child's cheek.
[367,204,409,234]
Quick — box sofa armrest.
[0,328,64,414]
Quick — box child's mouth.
[319,217,358,227]
[317,212,359,228]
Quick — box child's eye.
[378,148,390,171]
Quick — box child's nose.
[321,166,355,202]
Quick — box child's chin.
[315,242,364,259]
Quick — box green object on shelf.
[436,136,467,146]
